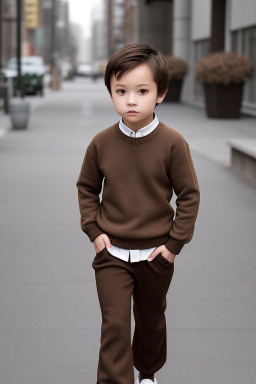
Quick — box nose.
[127,93,137,106]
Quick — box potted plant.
[164,56,187,102]
[195,51,253,118]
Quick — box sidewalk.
[2,80,255,174]
[0,87,60,138]
[159,100,256,167]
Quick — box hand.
[147,245,176,263]
[93,234,112,253]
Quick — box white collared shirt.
[119,113,159,138]
[106,114,159,263]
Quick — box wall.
[191,0,211,41]
[137,1,173,54]
[231,0,256,30]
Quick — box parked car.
[76,64,93,77]
[3,56,47,96]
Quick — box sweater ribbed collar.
[115,120,164,145]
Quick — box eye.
[117,89,126,95]
[138,89,148,95]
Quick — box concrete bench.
[226,139,256,184]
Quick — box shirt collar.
[119,113,159,138]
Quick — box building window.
[232,27,256,105]
[194,39,211,100]
[231,30,239,52]
[242,27,256,104]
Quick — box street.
[0,78,256,384]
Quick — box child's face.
[110,63,166,131]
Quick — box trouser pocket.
[156,253,174,268]
[92,247,108,269]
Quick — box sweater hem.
[107,234,171,249]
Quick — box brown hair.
[104,43,169,96]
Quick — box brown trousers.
[92,247,175,384]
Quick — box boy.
[76,43,200,384]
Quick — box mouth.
[127,110,138,114]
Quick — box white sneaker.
[135,376,157,384]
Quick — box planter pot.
[204,83,244,118]
[9,99,30,130]
[165,78,183,102]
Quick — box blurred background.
[0,2,256,384]
[0,0,255,110]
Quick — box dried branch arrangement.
[195,51,253,85]
[165,56,188,80]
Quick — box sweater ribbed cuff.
[165,238,185,255]
[83,222,104,243]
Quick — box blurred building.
[124,0,138,44]
[136,0,173,54]
[69,23,85,65]
[183,0,256,114]
[23,0,43,56]
[226,0,256,112]
[106,0,126,57]
[0,0,79,75]
[104,0,255,114]
[106,0,172,56]
[0,0,17,65]
[25,0,71,66]
[91,1,107,73]
[81,37,92,65]
[41,0,53,64]
[56,0,70,61]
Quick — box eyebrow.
[114,83,151,87]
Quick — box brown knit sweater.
[76,121,200,255]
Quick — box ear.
[156,90,167,105]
